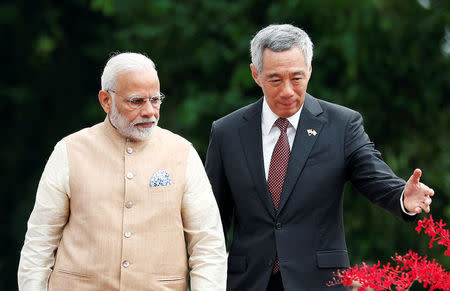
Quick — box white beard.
[109,99,158,141]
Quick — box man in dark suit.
[205,24,434,290]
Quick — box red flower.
[329,215,450,290]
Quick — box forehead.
[115,69,159,92]
[261,47,308,74]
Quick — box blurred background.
[1,0,449,289]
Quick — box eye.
[150,97,161,103]
[129,98,145,105]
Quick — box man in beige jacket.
[18,52,227,291]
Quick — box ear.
[98,90,112,114]
[306,64,313,81]
[250,63,262,87]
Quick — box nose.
[140,100,157,118]
[280,81,295,98]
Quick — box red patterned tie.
[267,118,290,274]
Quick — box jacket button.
[275,223,282,230]
[267,259,273,266]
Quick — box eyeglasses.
[107,89,165,109]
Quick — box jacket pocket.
[316,250,350,268]
[49,269,94,291]
[228,255,247,273]
[157,276,185,284]
[53,269,92,279]
[148,184,180,194]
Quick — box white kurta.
[18,121,227,291]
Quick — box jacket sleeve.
[205,121,235,242]
[344,110,415,221]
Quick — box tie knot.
[275,118,289,132]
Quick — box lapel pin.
[307,129,317,136]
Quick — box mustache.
[132,117,158,126]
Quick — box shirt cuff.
[400,189,417,216]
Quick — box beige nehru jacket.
[18,118,227,290]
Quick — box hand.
[403,169,434,214]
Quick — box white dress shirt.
[18,140,227,291]
[260,96,413,214]
[261,97,302,179]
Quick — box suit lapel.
[239,98,276,218]
[277,95,324,214]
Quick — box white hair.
[101,52,156,91]
[250,24,314,73]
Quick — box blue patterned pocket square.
[150,170,173,187]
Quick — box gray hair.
[250,24,313,73]
[101,52,156,91]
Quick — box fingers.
[426,186,435,197]
[404,168,434,214]
[423,196,432,213]
[409,194,433,214]
[415,195,432,214]
[419,181,435,197]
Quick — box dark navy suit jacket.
[205,94,414,290]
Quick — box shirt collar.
[261,96,302,136]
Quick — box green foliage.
[1,0,449,289]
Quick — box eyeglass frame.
[106,89,165,109]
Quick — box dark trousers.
[266,272,284,291]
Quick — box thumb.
[411,168,422,184]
